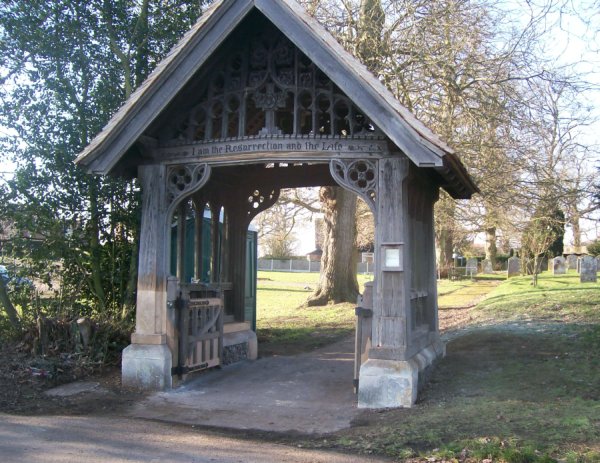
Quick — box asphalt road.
[0,414,390,463]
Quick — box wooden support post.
[426,188,440,332]
[220,208,230,283]
[370,157,410,358]
[210,203,221,283]
[194,200,205,282]
[132,164,169,343]
[122,164,172,391]
[176,202,187,282]
[358,156,444,409]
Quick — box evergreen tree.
[0,0,204,332]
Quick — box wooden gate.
[174,285,224,377]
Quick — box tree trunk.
[434,194,455,271]
[442,230,454,267]
[133,0,150,87]
[571,213,581,249]
[0,277,21,332]
[436,227,453,271]
[485,226,497,266]
[306,187,359,306]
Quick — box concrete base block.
[223,329,258,360]
[122,343,172,391]
[358,342,444,409]
[358,359,418,408]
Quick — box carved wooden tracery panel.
[330,159,378,217]
[166,163,211,211]
[171,22,380,143]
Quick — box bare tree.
[521,202,563,286]
[512,72,599,252]
[253,188,318,258]
[300,0,598,274]
[300,0,388,305]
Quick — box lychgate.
[76,0,477,408]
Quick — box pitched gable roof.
[75,0,477,198]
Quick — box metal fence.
[257,258,373,274]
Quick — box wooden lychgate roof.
[75,0,478,198]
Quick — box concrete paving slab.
[131,337,362,435]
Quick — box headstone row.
[460,254,597,281]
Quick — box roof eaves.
[435,153,480,199]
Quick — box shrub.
[586,239,600,256]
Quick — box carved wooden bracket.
[330,159,378,218]
[166,163,211,213]
[245,187,280,224]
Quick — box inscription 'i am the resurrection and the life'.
[187,140,384,156]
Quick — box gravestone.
[596,256,600,271]
[507,256,520,278]
[580,256,597,283]
[566,254,578,270]
[552,256,566,275]
[481,259,493,274]
[536,257,548,274]
[466,258,478,277]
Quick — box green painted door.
[170,218,257,330]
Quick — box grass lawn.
[329,271,600,462]
[256,270,373,355]
[257,270,600,462]
[438,277,503,308]
[473,270,600,324]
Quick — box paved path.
[132,337,362,434]
[0,414,390,463]
[0,337,387,462]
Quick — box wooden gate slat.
[176,288,224,377]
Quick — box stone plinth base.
[223,328,258,361]
[358,341,444,408]
[122,343,172,390]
